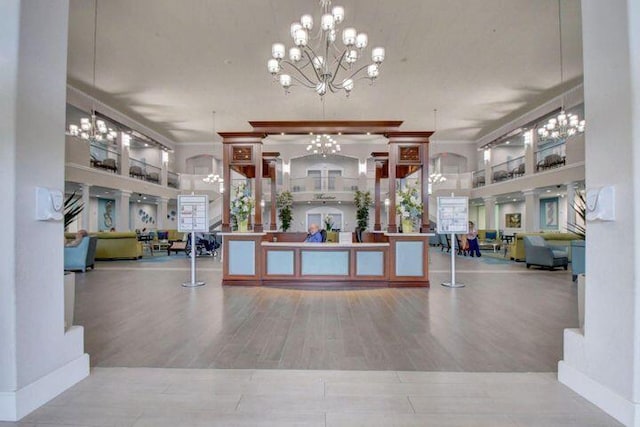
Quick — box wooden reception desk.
[221,232,433,288]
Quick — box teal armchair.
[64,236,97,272]
[524,235,569,271]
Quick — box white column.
[81,184,91,231]
[558,2,640,425]
[483,149,492,185]
[157,197,169,230]
[118,132,130,177]
[161,152,168,187]
[115,190,131,231]
[282,158,291,191]
[524,129,537,176]
[565,182,577,227]
[483,196,496,230]
[0,1,88,421]
[523,189,539,232]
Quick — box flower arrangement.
[396,185,423,220]
[231,182,254,222]
[324,214,334,231]
[276,191,293,231]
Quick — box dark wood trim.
[374,162,382,231]
[219,132,266,143]
[269,161,277,230]
[254,143,263,232]
[222,145,231,231]
[248,120,403,134]
[386,235,430,286]
[385,131,433,141]
[421,140,430,233]
[388,144,397,233]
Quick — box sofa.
[64,236,98,272]
[509,232,580,262]
[94,232,143,260]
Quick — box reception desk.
[221,232,433,288]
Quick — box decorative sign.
[399,146,420,163]
[437,196,469,234]
[232,146,253,163]
[314,193,336,200]
[178,194,209,232]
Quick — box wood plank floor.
[74,250,578,371]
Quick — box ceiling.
[67,0,583,144]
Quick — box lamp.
[536,0,585,143]
[268,0,385,97]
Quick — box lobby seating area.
[64,236,97,272]
[524,235,569,270]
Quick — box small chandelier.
[429,172,446,184]
[69,114,118,143]
[203,174,224,185]
[267,0,385,97]
[306,134,341,157]
[537,0,585,144]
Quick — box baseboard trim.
[0,353,89,421]
[558,360,640,426]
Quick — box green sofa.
[67,232,143,260]
[509,232,581,262]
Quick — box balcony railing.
[129,157,162,184]
[536,141,567,172]
[472,169,485,188]
[89,143,120,173]
[290,176,360,193]
[167,171,179,189]
[491,156,525,183]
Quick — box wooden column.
[420,138,430,232]
[374,162,382,231]
[387,144,398,233]
[219,132,266,232]
[385,132,433,233]
[254,143,263,232]
[269,161,277,230]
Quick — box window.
[308,170,321,190]
[328,170,341,190]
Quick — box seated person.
[195,232,214,253]
[304,224,323,243]
[65,229,88,247]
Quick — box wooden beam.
[249,120,403,134]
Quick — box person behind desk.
[305,224,323,243]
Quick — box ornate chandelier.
[306,134,341,157]
[203,174,224,185]
[267,0,385,97]
[69,114,118,143]
[537,0,585,144]
[537,110,585,143]
[429,172,446,184]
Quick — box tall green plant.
[566,190,586,240]
[354,190,372,230]
[276,191,293,231]
[64,191,84,229]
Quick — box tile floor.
[1,368,621,426]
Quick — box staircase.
[209,196,223,231]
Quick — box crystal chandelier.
[429,172,446,184]
[267,0,385,97]
[537,110,585,143]
[306,134,341,157]
[203,174,224,185]
[537,0,585,144]
[69,114,118,143]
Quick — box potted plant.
[396,185,423,233]
[324,214,334,232]
[63,191,84,331]
[354,190,372,231]
[566,190,586,330]
[231,182,254,232]
[276,191,293,231]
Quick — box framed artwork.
[505,213,521,228]
[540,197,559,229]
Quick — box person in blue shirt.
[305,224,323,243]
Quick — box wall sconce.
[260,199,265,208]
[121,132,131,148]
[358,160,367,175]
[384,198,390,207]
[219,183,224,193]
[483,148,491,163]
[162,151,169,164]
[282,161,291,174]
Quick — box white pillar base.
[559,329,640,427]
[0,347,89,421]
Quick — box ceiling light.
[429,173,446,184]
[537,0,585,144]
[306,133,340,157]
[203,174,224,185]
[268,0,385,98]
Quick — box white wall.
[173,143,218,174]
[558,2,640,425]
[429,141,477,173]
[497,201,524,233]
[290,154,359,179]
[1,1,88,420]
[129,146,161,168]
[129,202,158,231]
[289,203,357,233]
